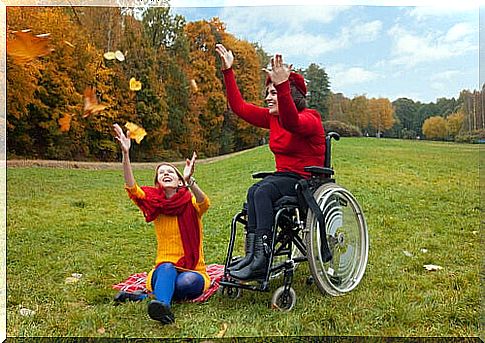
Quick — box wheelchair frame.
[219,132,369,310]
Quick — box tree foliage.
[6,6,483,161]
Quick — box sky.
[168,0,482,104]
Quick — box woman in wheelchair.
[216,44,326,281]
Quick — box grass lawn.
[6,138,481,338]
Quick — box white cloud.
[407,5,479,20]
[220,5,348,36]
[444,22,476,42]
[387,24,477,68]
[328,64,379,89]
[430,70,460,81]
[341,19,383,43]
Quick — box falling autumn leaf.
[215,323,228,338]
[125,122,147,144]
[103,51,116,60]
[59,114,72,132]
[19,308,35,317]
[190,79,198,92]
[115,50,125,61]
[129,77,142,91]
[83,87,107,118]
[423,264,443,271]
[63,40,75,48]
[7,30,53,64]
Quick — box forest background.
[6,5,485,162]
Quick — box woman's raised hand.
[263,54,292,86]
[215,44,234,70]
[183,151,197,182]
[113,123,131,154]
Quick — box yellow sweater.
[125,184,211,292]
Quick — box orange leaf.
[129,77,142,91]
[83,87,107,118]
[7,30,53,64]
[59,114,72,132]
[125,122,147,144]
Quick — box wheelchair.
[219,132,369,311]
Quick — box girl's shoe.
[147,300,175,324]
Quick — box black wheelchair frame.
[219,132,369,311]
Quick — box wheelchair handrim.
[306,183,369,296]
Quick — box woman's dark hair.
[290,83,307,111]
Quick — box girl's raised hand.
[184,151,197,182]
[113,123,131,153]
[215,44,234,70]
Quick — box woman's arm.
[183,152,207,204]
[216,44,270,129]
[114,123,136,187]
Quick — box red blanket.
[112,264,224,303]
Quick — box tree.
[446,111,465,138]
[304,63,331,120]
[348,95,369,132]
[368,98,395,136]
[422,116,447,140]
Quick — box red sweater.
[223,68,325,178]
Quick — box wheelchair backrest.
[324,131,340,169]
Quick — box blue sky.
[170,1,481,104]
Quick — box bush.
[323,120,362,137]
[455,129,485,143]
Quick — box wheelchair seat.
[273,195,299,209]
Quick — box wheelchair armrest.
[252,171,274,179]
[304,166,334,176]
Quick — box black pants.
[246,172,301,237]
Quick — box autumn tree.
[348,95,369,131]
[368,98,395,136]
[446,111,465,138]
[422,116,447,140]
[142,6,193,159]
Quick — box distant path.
[6,146,260,170]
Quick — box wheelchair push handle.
[324,131,340,169]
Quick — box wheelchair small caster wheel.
[221,286,241,299]
[271,286,296,311]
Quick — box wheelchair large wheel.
[305,183,368,296]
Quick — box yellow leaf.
[103,51,116,60]
[125,122,147,144]
[215,323,228,338]
[190,79,198,92]
[129,77,142,91]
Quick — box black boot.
[228,232,256,272]
[230,234,270,280]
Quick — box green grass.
[6,138,481,338]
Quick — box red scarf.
[132,186,200,270]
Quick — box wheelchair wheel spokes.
[306,183,368,296]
